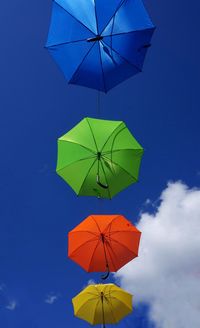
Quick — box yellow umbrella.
[72,283,133,327]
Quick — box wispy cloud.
[87,279,96,285]
[0,283,6,291]
[45,293,59,305]
[5,301,17,311]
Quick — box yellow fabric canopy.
[72,283,133,326]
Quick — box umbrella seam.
[93,0,99,35]
[54,0,96,36]
[69,230,99,236]
[102,155,138,182]
[68,236,99,257]
[102,215,122,234]
[86,118,99,152]
[46,38,90,48]
[102,39,142,73]
[59,139,96,154]
[108,237,138,258]
[104,295,132,313]
[78,158,98,195]
[92,298,101,324]
[103,27,155,38]
[68,43,96,84]
[88,239,102,272]
[57,155,96,172]
[100,0,126,35]
[103,295,118,324]
[91,216,102,234]
[75,298,99,321]
[102,148,143,155]
[100,122,124,153]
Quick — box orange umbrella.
[68,215,141,279]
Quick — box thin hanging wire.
[97,90,101,118]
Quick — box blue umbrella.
[46,0,155,92]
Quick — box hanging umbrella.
[46,0,155,92]
[68,214,141,279]
[56,117,144,199]
[72,283,133,327]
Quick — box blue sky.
[0,1,200,327]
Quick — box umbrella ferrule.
[101,233,105,243]
[87,35,103,42]
[97,152,101,160]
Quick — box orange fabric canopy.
[68,215,141,273]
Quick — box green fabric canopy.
[56,117,144,199]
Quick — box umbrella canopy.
[56,117,144,199]
[46,0,155,92]
[68,215,141,276]
[72,283,133,326]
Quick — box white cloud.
[45,293,59,305]
[5,301,17,311]
[116,181,200,328]
[87,279,96,285]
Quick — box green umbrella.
[56,118,144,199]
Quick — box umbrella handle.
[101,271,110,280]
[96,174,108,189]
[101,264,110,280]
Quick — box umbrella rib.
[78,157,98,194]
[46,38,90,48]
[102,215,122,234]
[93,0,99,35]
[102,148,143,155]
[92,298,101,324]
[59,139,96,155]
[108,237,138,258]
[102,155,138,182]
[88,239,102,272]
[100,0,126,35]
[91,216,102,234]
[104,126,127,167]
[103,27,155,38]
[104,295,132,312]
[103,296,118,324]
[85,292,99,298]
[100,122,124,153]
[86,118,99,152]
[69,236,99,257]
[69,43,96,85]
[102,40,142,73]
[108,230,140,235]
[57,155,96,173]
[75,298,99,319]
[54,0,96,36]
[69,230,99,237]
[105,234,139,262]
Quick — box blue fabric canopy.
[46,0,155,92]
